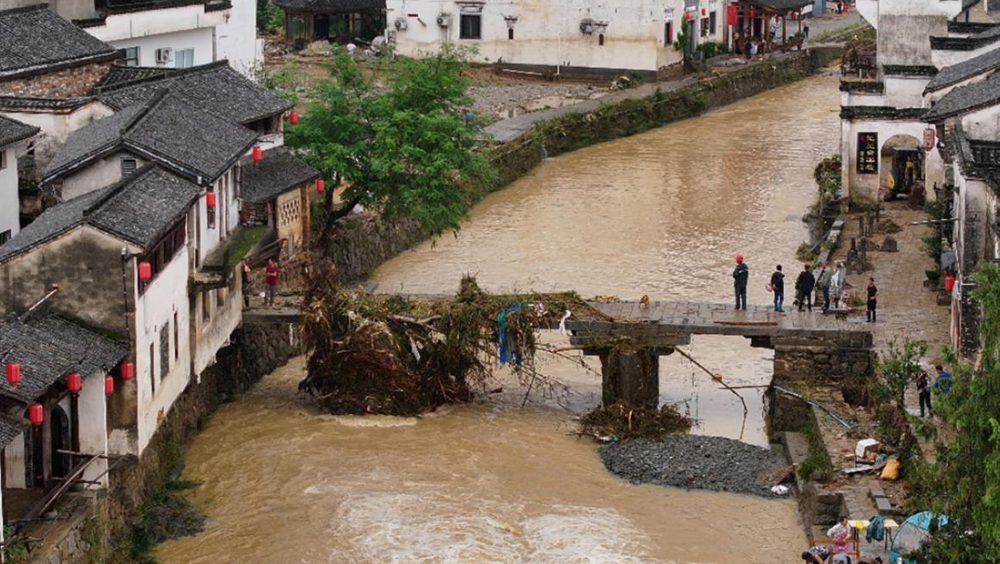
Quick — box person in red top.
[264,258,280,307]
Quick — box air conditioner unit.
[580,18,595,34]
[155,47,172,64]
[437,13,452,27]
[394,18,408,31]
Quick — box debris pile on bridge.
[581,401,692,441]
[299,264,605,415]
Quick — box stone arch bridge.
[244,298,874,408]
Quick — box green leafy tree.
[674,18,693,61]
[907,262,1000,561]
[287,46,495,246]
[870,338,928,411]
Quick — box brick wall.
[0,61,114,98]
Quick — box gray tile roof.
[273,0,384,11]
[88,166,201,247]
[0,313,128,404]
[0,115,39,148]
[97,61,293,124]
[926,47,1000,93]
[0,166,199,262]
[45,91,258,183]
[0,187,110,263]
[239,146,319,204]
[0,5,116,78]
[925,71,1000,120]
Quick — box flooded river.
[158,75,839,563]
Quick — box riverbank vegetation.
[904,263,1000,560]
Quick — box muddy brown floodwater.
[158,75,839,563]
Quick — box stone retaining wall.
[325,48,844,284]
[29,322,301,563]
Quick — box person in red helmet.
[733,254,749,310]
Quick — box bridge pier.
[597,347,666,408]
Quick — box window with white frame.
[125,46,140,67]
[175,49,194,69]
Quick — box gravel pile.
[598,435,787,498]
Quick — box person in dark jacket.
[796,264,816,312]
[770,265,785,312]
[916,370,932,417]
[733,254,749,310]
[866,277,878,322]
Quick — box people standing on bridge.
[866,277,878,322]
[817,262,833,313]
[770,265,785,312]
[796,265,816,312]
[265,258,280,308]
[733,255,749,310]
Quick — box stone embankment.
[599,435,788,498]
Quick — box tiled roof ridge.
[96,59,231,95]
[120,88,169,135]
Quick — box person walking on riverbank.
[241,261,252,308]
[733,255,749,310]
[796,265,815,312]
[866,277,878,322]
[770,265,785,312]
[264,258,280,307]
[917,370,932,417]
[817,262,833,313]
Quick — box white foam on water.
[333,491,661,563]
[322,415,419,428]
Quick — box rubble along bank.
[599,435,788,498]
[327,48,845,284]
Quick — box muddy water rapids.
[157,76,840,563]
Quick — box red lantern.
[727,4,737,23]
[105,375,114,396]
[945,273,956,292]
[252,146,262,162]
[289,111,298,125]
[206,191,217,208]
[67,372,82,393]
[750,9,755,18]
[701,8,707,16]
[6,362,20,385]
[686,11,694,21]
[138,261,152,281]
[29,403,43,426]
[121,361,134,381]
[316,179,325,193]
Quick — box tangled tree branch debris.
[299,263,606,415]
[581,401,693,441]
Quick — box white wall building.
[386,0,729,77]
[0,116,38,243]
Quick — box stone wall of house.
[27,322,301,564]
[0,61,115,98]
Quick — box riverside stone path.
[483,11,861,144]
